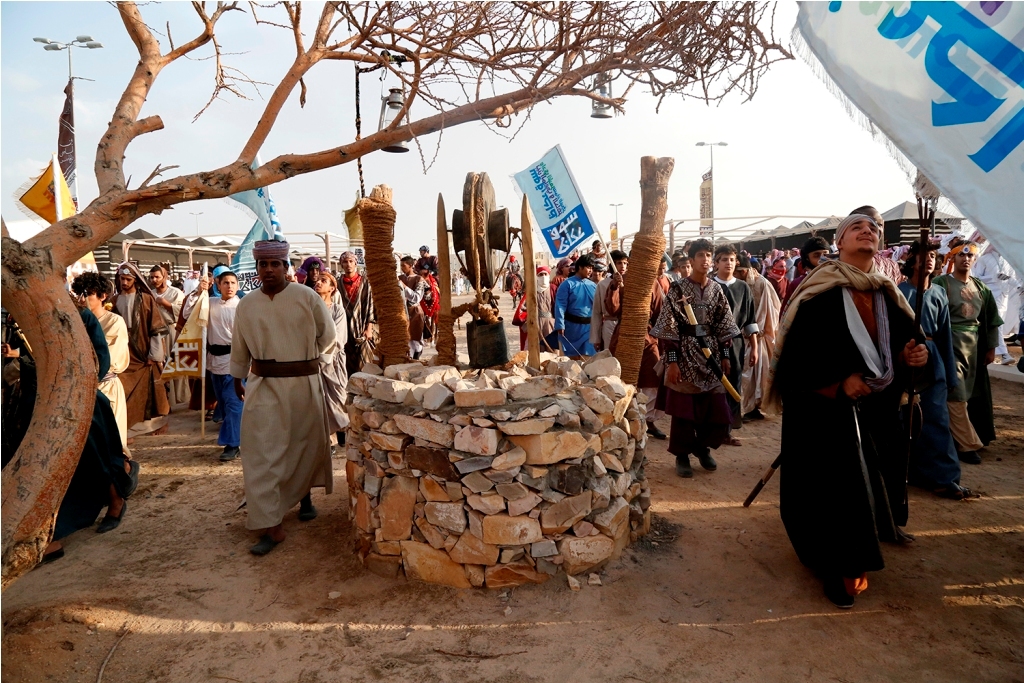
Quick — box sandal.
[41,547,65,564]
[97,500,127,534]
[250,534,281,556]
[298,493,318,522]
[123,460,140,498]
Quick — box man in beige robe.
[738,255,781,420]
[72,272,131,450]
[230,240,336,555]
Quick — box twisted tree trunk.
[1,225,98,590]
[614,157,672,385]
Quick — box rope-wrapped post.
[435,192,458,366]
[359,184,410,368]
[615,156,673,385]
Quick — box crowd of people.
[1,209,1020,609]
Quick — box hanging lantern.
[378,87,410,153]
[590,72,614,119]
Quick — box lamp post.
[190,212,204,238]
[34,35,103,205]
[609,203,622,241]
[695,141,727,239]
[34,35,103,80]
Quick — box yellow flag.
[18,154,76,224]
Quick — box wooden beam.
[520,195,541,369]
[436,193,457,366]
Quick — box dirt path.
[3,305,1022,682]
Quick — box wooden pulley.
[450,172,509,290]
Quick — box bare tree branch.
[137,163,181,189]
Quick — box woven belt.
[250,359,319,377]
[565,312,591,325]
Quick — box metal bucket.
[466,318,511,368]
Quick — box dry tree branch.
[137,163,181,189]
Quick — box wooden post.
[520,195,541,369]
[436,193,457,366]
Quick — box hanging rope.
[354,64,367,198]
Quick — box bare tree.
[0,1,789,587]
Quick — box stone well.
[344,351,652,589]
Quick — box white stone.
[496,418,556,436]
[424,502,467,533]
[509,431,591,465]
[422,383,454,411]
[490,446,527,471]
[369,378,416,404]
[384,362,424,381]
[508,375,571,400]
[467,493,506,515]
[579,386,615,415]
[599,452,625,474]
[454,388,507,407]
[584,355,621,379]
[596,375,628,399]
[453,426,499,456]
[393,414,456,447]
[362,363,384,376]
[601,426,629,450]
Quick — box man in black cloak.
[767,213,929,608]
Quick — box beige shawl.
[764,259,914,412]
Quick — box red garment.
[550,275,567,303]
[766,272,787,302]
[420,274,441,320]
[342,274,362,304]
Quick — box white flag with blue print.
[796,1,1024,274]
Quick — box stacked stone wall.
[344,351,652,589]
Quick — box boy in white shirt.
[203,270,243,461]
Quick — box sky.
[1,1,916,254]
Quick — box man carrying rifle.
[766,213,929,609]
[651,239,739,479]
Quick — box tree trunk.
[358,185,409,368]
[614,157,672,385]
[1,234,97,591]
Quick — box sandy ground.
[3,296,1023,683]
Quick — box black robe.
[774,286,916,578]
[717,278,756,426]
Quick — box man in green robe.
[932,243,1003,464]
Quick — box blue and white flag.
[796,1,1024,274]
[228,158,284,292]
[514,145,597,258]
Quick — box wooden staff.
[435,193,457,366]
[520,195,541,369]
[681,301,742,402]
[743,452,781,507]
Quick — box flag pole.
[52,153,63,223]
[200,324,206,438]
[200,263,208,438]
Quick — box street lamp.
[695,142,727,239]
[609,203,622,240]
[34,36,104,80]
[35,35,103,205]
[190,212,204,238]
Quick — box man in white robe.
[230,241,337,555]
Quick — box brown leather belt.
[250,359,319,377]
